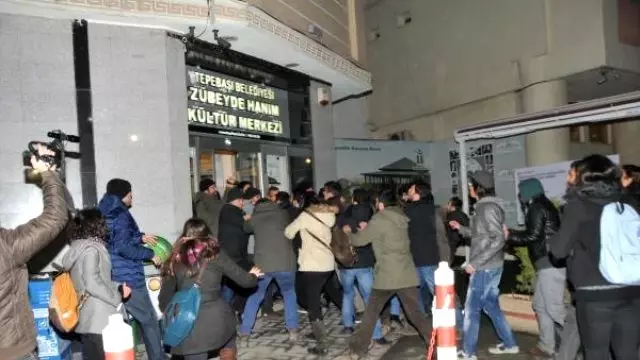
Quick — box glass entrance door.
[261,144,290,194]
[191,135,268,196]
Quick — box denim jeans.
[416,265,464,331]
[126,286,165,360]
[463,268,517,356]
[390,296,401,316]
[340,267,383,339]
[532,267,566,354]
[240,271,299,335]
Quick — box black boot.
[307,320,328,356]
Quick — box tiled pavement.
[235,307,538,360]
[90,305,537,360]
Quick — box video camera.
[23,130,81,182]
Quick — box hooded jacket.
[0,172,69,359]
[349,207,419,290]
[284,204,336,272]
[508,179,561,270]
[458,196,507,271]
[62,239,121,334]
[250,202,297,273]
[193,192,224,236]
[98,194,153,289]
[550,182,640,302]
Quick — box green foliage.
[514,246,536,295]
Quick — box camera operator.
[0,145,70,360]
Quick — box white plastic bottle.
[102,313,135,360]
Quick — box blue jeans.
[463,268,517,356]
[340,268,383,339]
[390,296,401,316]
[240,271,299,335]
[126,286,165,360]
[416,265,463,331]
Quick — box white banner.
[514,155,619,225]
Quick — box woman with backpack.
[158,219,263,360]
[61,208,132,360]
[550,155,640,360]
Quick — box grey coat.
[193,192,224,236]
[250,202,297,273]
[158,251,258,355]
[458,196,506,271]
[61,239,121,334]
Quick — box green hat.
[518,178,545,202]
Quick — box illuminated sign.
[186,67,290,140]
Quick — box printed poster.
[514,154,620,224]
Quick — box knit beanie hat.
[518,178,545,202]
[106,178,132,200]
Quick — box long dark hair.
[571,154,621,196]
[162,218,221,278]
[70,208,108,243]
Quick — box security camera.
[213,29,232,49]
[317,87,330,106]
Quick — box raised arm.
[508,203,545,245]
[349,217,381,247]
[284,213,304,240]
[1,172,69,267]
[215,251,258,288]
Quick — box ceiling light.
[129,134,139,142]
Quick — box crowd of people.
[2,150,640,360]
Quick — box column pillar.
[522,80,571,166]
[309,81,338,188]
[613,119,640,165]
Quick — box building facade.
[0,0,370,267]
[364,0,640,166]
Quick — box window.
[569,126,583,143]
[588,123,610,144]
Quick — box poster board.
[514,154,620,225]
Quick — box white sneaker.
[487,343,520,354]
[456,351,477,360]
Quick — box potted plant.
[499,247,539,335]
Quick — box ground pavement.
[111,306,537,360]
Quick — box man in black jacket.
[218,187,253,304]
[405,182,463,331]
[444,196,469,266]
[507,178,564,358]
